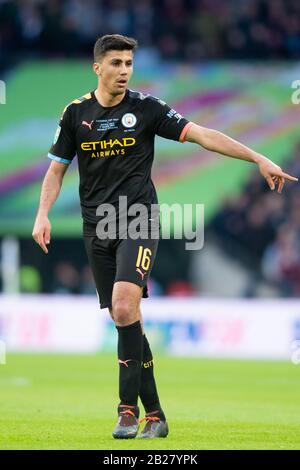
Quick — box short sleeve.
[48,105,76,164]
[147,96,192,142]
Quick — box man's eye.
[111,61,131,66]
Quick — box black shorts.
[83,234,159,309]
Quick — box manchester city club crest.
[121,113,137,128]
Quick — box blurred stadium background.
[1,0,300,450]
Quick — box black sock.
[116,320,143,407]
[139,335,166,420]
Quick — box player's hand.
[257,156,298,193]
[32,215,51,254]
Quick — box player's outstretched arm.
[185,123,298,193]
[32,160,69,254]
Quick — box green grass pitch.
[1,354,300,450]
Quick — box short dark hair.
[93,34,138,62]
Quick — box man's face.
[93,49,133,95]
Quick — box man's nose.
[121,64,128,75]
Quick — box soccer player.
[32,34,298,439]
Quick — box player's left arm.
[184,123,298,193]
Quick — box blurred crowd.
[2,144,300,297]
[210,142,300,297]
[3,237,195,297]
[16,261,196,297]
[1,0,300,298]
[1,0,300,70]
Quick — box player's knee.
[112,299,137,326]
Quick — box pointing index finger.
[281,172,298,182]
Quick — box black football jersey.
[48,89,191,232]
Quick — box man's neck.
[95,87,126,107]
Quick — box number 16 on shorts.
[135,246,152,281]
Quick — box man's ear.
[93,62,101,76]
